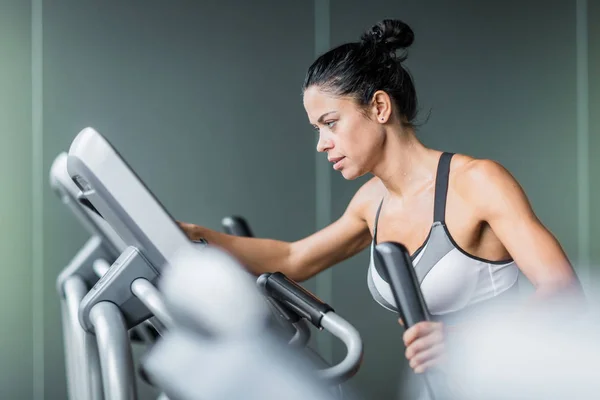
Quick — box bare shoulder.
[450,154,532,216]
[451,155,519,191]
[345,176,387,220]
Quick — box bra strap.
[433,152,454,223]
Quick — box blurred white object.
[446,292,600,400]
[144,246,342,400]
[162,246,271,336]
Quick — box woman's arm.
[178,179,375,282]
[466,159,584,306]
[403,159,585,374]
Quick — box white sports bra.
[367,153,519,324]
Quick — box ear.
[371,90,393,123]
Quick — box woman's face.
[303,86,386,180]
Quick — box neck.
[371,127,439,198]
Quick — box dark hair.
[303,19,418,127]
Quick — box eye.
[325,121,336,129]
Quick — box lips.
[328,156,345,171]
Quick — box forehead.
[303,86,357,122]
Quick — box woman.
[179,19,582,379]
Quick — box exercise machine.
[142,245,356,400]
[52,152,125,400]
[222,216,363,397]
[52,152,164,400]
[65,127,190,399]
[65,126,192,398]
[64,126,362,399]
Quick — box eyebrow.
[318,111,337,124]
[311,111,338,127]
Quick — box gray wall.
[328,1,579,399]
[0,1,34,398]
[0,0,596,399]
[590,1,600,282]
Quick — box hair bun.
[361,19,414,53]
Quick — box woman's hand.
[401,320,446,374]
[177,221,204,241]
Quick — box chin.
[340,167,365,181]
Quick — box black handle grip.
[221,216,254,237]
[265,297,301,324]
[376,242,442,400]
[375,242,430,327]
[258,272,333,328]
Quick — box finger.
[405,329,444,359]
[398,318,405,327]
[413,353,445,374]
[409,343,445,371]
[403,322,442,347]
[403,322,441,346]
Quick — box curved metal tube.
[64,277,104,400]
[89,302,137,400]
[317,312,363,384]
[83,324,104,400]
[131,278,173,329]
[60,297,78,400]
[288,319,311,348]
[93,258,111,278]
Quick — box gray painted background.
[0,0,596,399]
[0,1,33,399]
[590,1,600,282]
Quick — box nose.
[316,132,333,153]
